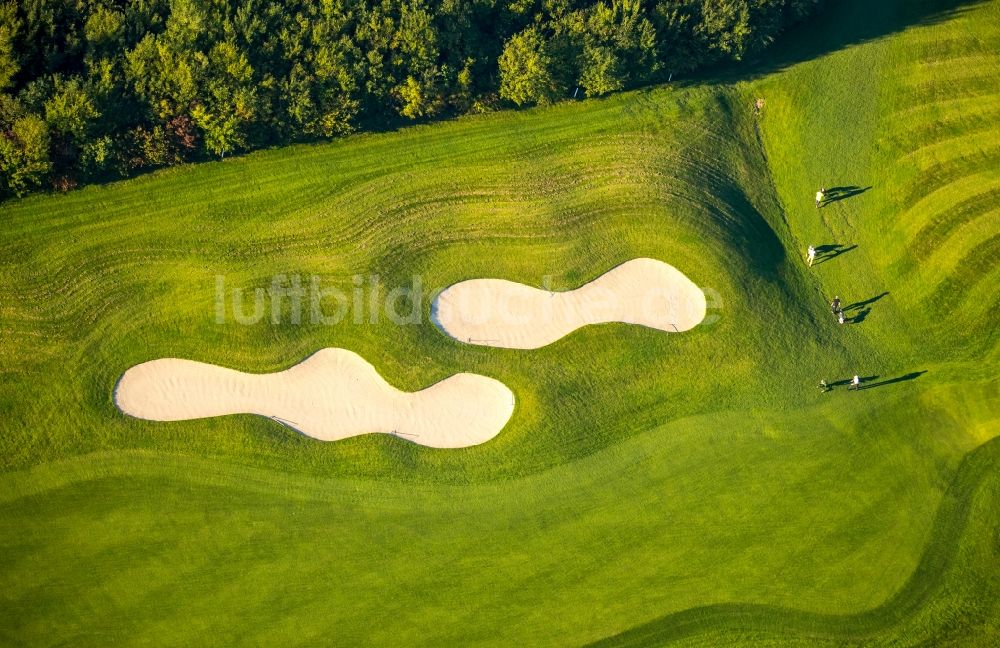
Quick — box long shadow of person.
[822,185,872,205]
[829,375,879,388]
[859,371,927,390]
[851,308,871,324]
[814,243,858,265]
[844,291,889,312]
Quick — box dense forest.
[0,0,820,198]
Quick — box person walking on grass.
[807,245,817,266]
[816,187,826,208]
[831,296,841,314]
[839,311,846,325]
[850,375,861,390]
[818,379,829,393]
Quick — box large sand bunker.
[115,348,514,448]
[432,258,706,349]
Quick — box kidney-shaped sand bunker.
[115,348,515,448]
[432,258,707,349]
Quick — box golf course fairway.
[1,0,999,644]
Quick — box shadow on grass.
[679,0,990,86]
[7,1,987,209]
[829,374,879,388]
[822,369,925,391]
[845,292,890,311]
[860,371,927,390]
[814,243,858,265]
[7,1,987,207]
[828,371,926,390]
[851,308,871,324]
[822,186,872,206]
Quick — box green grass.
[2,0,999,644]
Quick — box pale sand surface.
[115,348,515,448]
[432,258,707,349]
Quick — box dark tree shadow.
[675,0,990,87]
[9,0,987,210]
[845,292,889,311]
[859,371,927,390]
[822,186,872,206]
[814,244,858,265]
[10,0,988,206]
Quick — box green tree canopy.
[44,76,98,141]
[0,0,821,198]
[499,26,561,106]
[0,112,51,196]
[0,2,18,90]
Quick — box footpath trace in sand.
[115,348,514,448]
[432,258,707,349]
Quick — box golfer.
[838,311,846,325]
[831,296,841,313]
[807,245,817,266]
[850,375,861,390]
[816,188,825,207]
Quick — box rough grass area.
[1,0,999,644]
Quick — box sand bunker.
[432,258,706,349]
[115,348,514,448]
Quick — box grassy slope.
[1,0,999,645]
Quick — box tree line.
[0,0,820,198]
